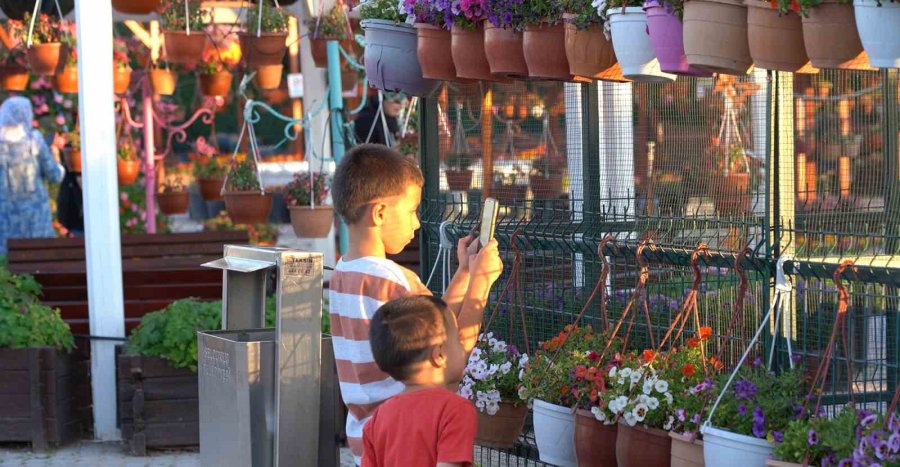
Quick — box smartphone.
[479,197,500,247]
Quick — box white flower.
[518,386,527,400]
[623,412,637,426]
[488,363,500,376]
[663,416,674,431]
[519,369,525,380]
[610,396,629,414]
[475,399,486,410]
[633,403,648,422]
[500,362,512,375]
[664,393,673,405]
[486,402,500,415]
[647,397,659,410]
[493,340,507,353]
[458,385,473,400]
[619,367,632,379]
[609,367,618,379]
[518,354,529,368]
[591,406,607,422]
[630,371,642,385]
[638,394,650,405]
[642,381,654,395]
[654,380,669,394]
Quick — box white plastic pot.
[533,399,577,467]
[701,425,774,467]
[853,0,900,68]
[607,6,677,83]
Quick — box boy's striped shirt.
[328,256,429,463]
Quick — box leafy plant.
[225,157,262,191]
[359,0,406,22]
[450,0,488,29]
[845,411,900,465]
[22,13,60,44]
[485,0,528,29]
[604,0,645,8]
[158,0,208,31]
[561,0,601,28]
[521,0,564,25]
[120,183,171,234]
[192,155,228,179]
[446,152,472,171]
[648,0,685,20]
[245,1,289,33]
[113,38,131,71]
[198,56,226,74]
[284,172,330,207]
[306,6,348,39]
[117,138,140,161]
[773,406,858,465]
[599,352,677,429]
[0,267,73,351]
[203,211,278,245]
[458,333,529,413]
[402,0,450,26]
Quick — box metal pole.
[75,0,125,440]
[326,40,349,255]
[143,79,157,233]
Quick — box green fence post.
[326,40,349,255]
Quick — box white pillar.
[293,1,331,162]
[564,83,584,288]
[75,0,125,440]
[598,82,635,226]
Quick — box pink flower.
[34,104,49,115]
[55,115,66,126]
[63,99,73,109]
[53,94,63,104]
[120,192,128,201]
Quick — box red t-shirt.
[362,387,477,467]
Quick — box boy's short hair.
[331,144,424,224]
[369,296,452,382]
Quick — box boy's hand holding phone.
[456,233,477,273]
[469,239,502,284]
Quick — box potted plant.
[159,0,209,65]
[157,177,190,216]
[283,171,333,238]
[117,138,141,186]
[642,0,712,76]
[113,38,132,94]
[655,172,685,216]
[831,410,900,465]
[0,45,29,91]
[149,61,177,96]
[665,333,719,467]
[458,333,529,449]
[606,0,677,82]
[360,0,439,97]
[562,0,627,82]
[62,130,81,173]
[682,0,753,74]
[112,0,161,14]
[529,157,563,199]
[520,0,573,80]
[768,406,858,466]
[449,0,509,82]
[745,0,817,73]
[23,13,64,75]
[445,152,473,191]
[223,157,273,225]
[483,0,530,78]
[779,0,872,70]
[405,0,462,81]
[53,34,78,94]
[491,167,528,204]
[240,0,289,69]
[713,142,752,216]
[306,5,348,68]
[198,55,233,98]
[569,347,623,466]
[853,0,900,68]
[191,137,228,201]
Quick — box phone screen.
[479,197,499,246]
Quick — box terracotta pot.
[765,460,801,467]
[530,174,563,199]
[341,67,358,92]
[0,66,29,91]
[224,191,274,224]
[27,43,64,75]
[483,22,529,79]
[239,32,288,68]
[563,18,628,83]
[150,68,177,96]
[445,170,473,191]
[62,148,81,173]
[670,431,705,467]
[492,184,528,205]
[53,66,78,94]
[616,422,672,467]
[451,24,508,82]
[199,70,233,97]
[156,191,190,215]
[746,1,817,73]
[255,64,283,90]
[113,67,132,94]
[198,177,225,201]
[523,22,573,81]
[714,172,750,215]
[574,409,617,467]
[310,37,330,68]
[416,24,460,81]
[800,0,872,70]
[163,30,208,64]
[112,0,160,14]
[475,402,528,449]
[289,205,334,238]
[683,0,753,75]
[117,158,141,186]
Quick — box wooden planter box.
[0,346,92,451]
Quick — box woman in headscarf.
[0,96,64,255]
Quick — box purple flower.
[820,452,834,466]
[890,415,900,433]
[808,429,819,446]
[751,406,766,438]
[691,414,701,425]
[734,379,757,400]
[875,440,890,460]
[676,409,686,422]
[738,404,747,417]
[862,414,878,428]
[888,433,900,452]
[752,357,763,368]
[837,458,852,467]
[773,431,784,443]
[791,353,802,364]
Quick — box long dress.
[0,128,64,255]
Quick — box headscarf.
[0,96,34,143]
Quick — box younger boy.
[328,144,502,463]
[362,295,477,467]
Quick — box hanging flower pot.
[800,0,871,70]
[563,16,628,83]
[713,172,750,215]
[150,68,177,96]
[53,66,78,94]
[669,431,705,467]
[451,24,509,82]
[746,2,817,73]
[163,31,208,64]
[361,19,440,97]
[643,1,712,76]
[529,174,563,199]
[62,148,81,173]
[533,399,577,467]
[255,64,283,90]
[700,425,773,467]
[483,22,529,79]
[574,409,618,467]
[616,421,672,467]
[112,0,160,14]
[113,67,132,94]
[198,177,225,201]
[117,158,141,186]
[445,170,473,191]
[27,43,64,76]
[474,402,527,449]
[310,37,330,68]
[683,0,753,74]
[0,65,29,91]
[523,21,574,81]
[156,191,190,215]
[239,32,289,68]
[289,206,333,238]
[416,24,462,81]
[853,0,900,68]
[607,7,677,83]
[199,70,233,97]
[224,191,274,224]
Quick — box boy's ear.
[430,343,447,369]
[370,201,387,226]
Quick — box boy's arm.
[457,240,503,354]
[442,235,476,317]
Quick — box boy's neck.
[343,226,386,261]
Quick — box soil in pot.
[563,20,628,82]
[484,22,529,79]
[713,172,751,215]
[574,409,617,467]
[117,159,141,186]
[670,431,705,467]
[0,66,29,91]
[682,0,753,75]
[616,422,672,467]
[475,402,528,449]
[114,67,132,94]
[289,206,334,238]
[53,66,78,94]
[746,1,817,73]
[199,70,233,97]
[163,30,208,64]
[150,69,177,96]
[801,1,871,70]
[416,24,463,82]
[451,24,510,82]
[445,170,473,191]
[643,1,712,76]
[27,43,64,76]
[523,22,573,81]
[240,32,289,68]
[255,64,283,90]
[198,177,225,201]
[157,191,190,215]
[224,191,274,224]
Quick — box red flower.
[699,326,713,340]
[588,351,600,362]
[682,364,696,378]
[687,337,701,348]
[710,357,725,370]
[575,365,587,379]
[560,385,571,395]
[642,349,656,363]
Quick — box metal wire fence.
[416,68,900,465]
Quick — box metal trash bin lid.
[202,256,276,273]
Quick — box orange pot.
[564,18,628,82]
[114,67,132,94]
[156,191,190,215]
[745,1,817,73]
[801,0,873,70]
[714,172,751,215]
[616,422,672,467]
[523,22,573,81]
[117,158,141,186]
[239,32,288,68]
[150,68,177,96]
[53,66,78,94]
[483,22,529,79]
[199,70,233,97]
[27,43,64,75]
[112,0,160,14]
[198,177,225,201]
[446,170,473,191]
[451,24,509,82]
[63,148,81,173]
[416,24,460,81]
[289,206,334,238]
[163,30,208,64]
[255,64,283,90]
[310,37,330,68]
[0,66,29,91]
[474,402,527,449]
[575,409,618,467]
[224,191,273,224]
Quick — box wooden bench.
[6,231,250,335]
